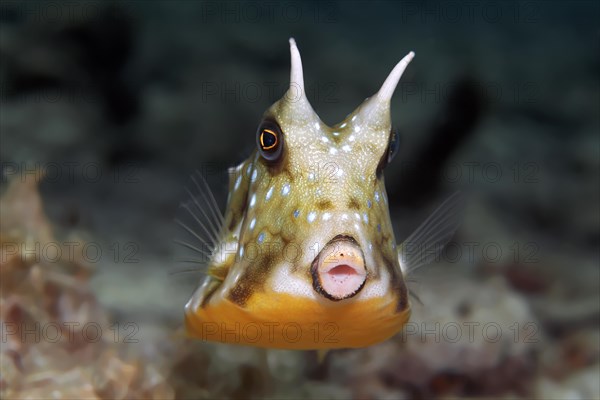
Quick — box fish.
[179,38,463,350]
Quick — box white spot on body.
[249,218,256,230]
[348,135,356,142]
[354,125,361,133]
[314,122,320,129]
[351,115,357,122]
[340,122,347,128]
[281,184,290,196]
[234,175,241,190]
[266,186,274,201]
[363,213,369,224]
[249,193,256,208]
[375,191,380,202]
[342,145,351,152]
[308,173,315,181]
[251,169,258,182]
[333,131,340,136]
[307,211,317,223]
[321,136,329,143]
[329,147,338,155]
[322,212,331,221]
[336,168,344,177]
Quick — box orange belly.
[185,291,410,349]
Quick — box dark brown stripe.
[227,280,255,307]
[395,280,409,312]
[226,251,276,307]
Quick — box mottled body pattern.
[184,39,461,349]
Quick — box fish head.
[184,39,415,349]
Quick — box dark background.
[1,1,598,398]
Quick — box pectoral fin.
[398,192,465,275]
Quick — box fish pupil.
[261,130,277,149]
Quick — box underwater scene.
[1,1,598,399]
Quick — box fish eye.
[387,128,400,164]
[257,121,283,161]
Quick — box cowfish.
[180,39,462,350]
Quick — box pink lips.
[313,238,367,300]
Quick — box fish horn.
[354,51,415,124]
[284,38,319,119]
[376,51,415,103]
[289,38,305,97]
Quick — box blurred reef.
[1,1,599,399]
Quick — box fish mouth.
[311,235,367,301]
